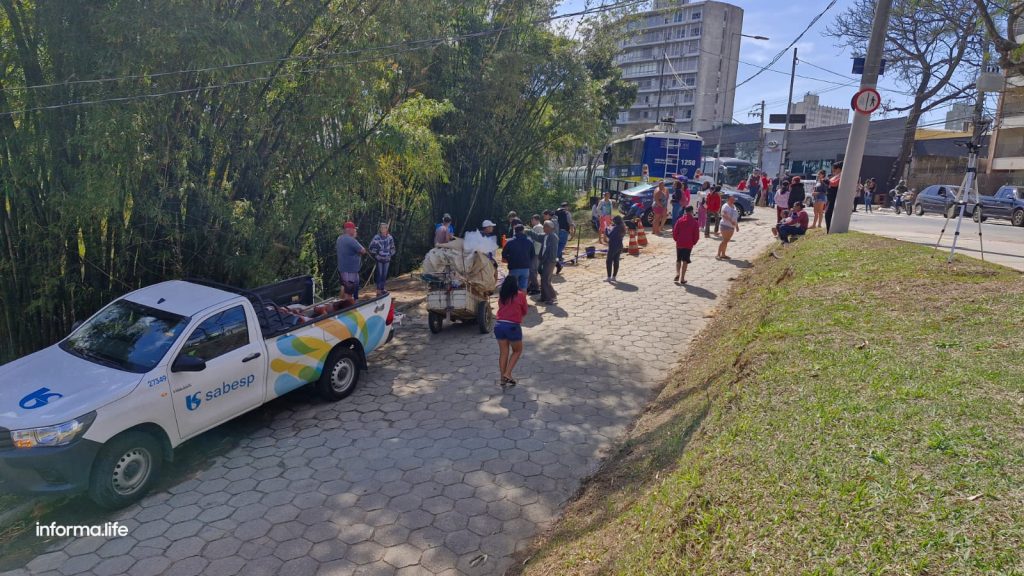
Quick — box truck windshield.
[60,300,189,373]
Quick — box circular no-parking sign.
[851,88,882,114]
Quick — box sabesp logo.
[19,387,63,410]
[185,392,202,411]
[204,375,255,402]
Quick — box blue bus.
[603,130,703,191]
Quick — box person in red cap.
[337,221,366,300]
[672,205,700,285]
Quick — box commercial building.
[989,27,1024,176]
[612,0,743,135]
[943,102,974,132]
[790,93,850,129]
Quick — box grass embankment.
[516,233,1024,575]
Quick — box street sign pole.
[830,0,893,234]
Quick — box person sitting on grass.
[773,201,809,244]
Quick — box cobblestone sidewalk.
[3,221,775,576]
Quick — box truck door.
[167,304,267,439]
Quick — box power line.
[735,0,838,90]
[0,0,648,95]
[0,49,419,117]
[798,58,858,82]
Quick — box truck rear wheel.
[317,347,361,401]
[1013,208,1024,227]
[88,431,162,510]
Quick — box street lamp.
[708,31,769,183]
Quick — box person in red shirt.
[704,185,723,237]
[672,205,700,284]
[825,161,843,232]
[495,275,528,388]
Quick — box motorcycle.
[902,190,915,215]
[890,189,905,214]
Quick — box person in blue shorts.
[494,275,528,389]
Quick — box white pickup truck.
[0,276,395,508]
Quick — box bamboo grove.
[0,1,635,362]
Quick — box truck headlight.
[11,412,96,449]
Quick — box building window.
[690,24,702,37]
[674,11,684,23]
[643,111,650,119]
[692,10,702,20]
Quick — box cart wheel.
[428,312,443,334]
[477,301,494,334]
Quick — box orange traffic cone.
[637,222,649,247]
[627,227,640,256]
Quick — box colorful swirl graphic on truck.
[268,309,389,397]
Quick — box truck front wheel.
[318,347,361,401]
[88,431,162,510]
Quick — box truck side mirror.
[172,355,207,373]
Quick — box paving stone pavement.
[2,220,775,576]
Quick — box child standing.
[697,196,708,231]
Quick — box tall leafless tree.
[827,0,982,186]
[973,0,1024,75]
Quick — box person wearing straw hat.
[368,223,396,297]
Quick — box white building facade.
[790,93,850,130]
[612,0,743,135]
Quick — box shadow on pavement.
[723,259,753,269]
[683,284,717,299]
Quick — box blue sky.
[555,0,942,127]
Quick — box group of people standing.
[335,221,396,302]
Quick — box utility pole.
[777,48,798,188]
[830,0,893,234]
[756,100,766,173]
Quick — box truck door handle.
[242,352,261,363]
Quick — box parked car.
[0,276,396,508]
[723,190,755,219]
[618,181,703,227]
[913,184,975,218]
[975,185,1024,226]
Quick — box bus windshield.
[61,300,190,373]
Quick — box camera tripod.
[934,139,985,263]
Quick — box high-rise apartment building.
[612,0,743,135]
[943,102,974,132]
[790,93,850,130]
